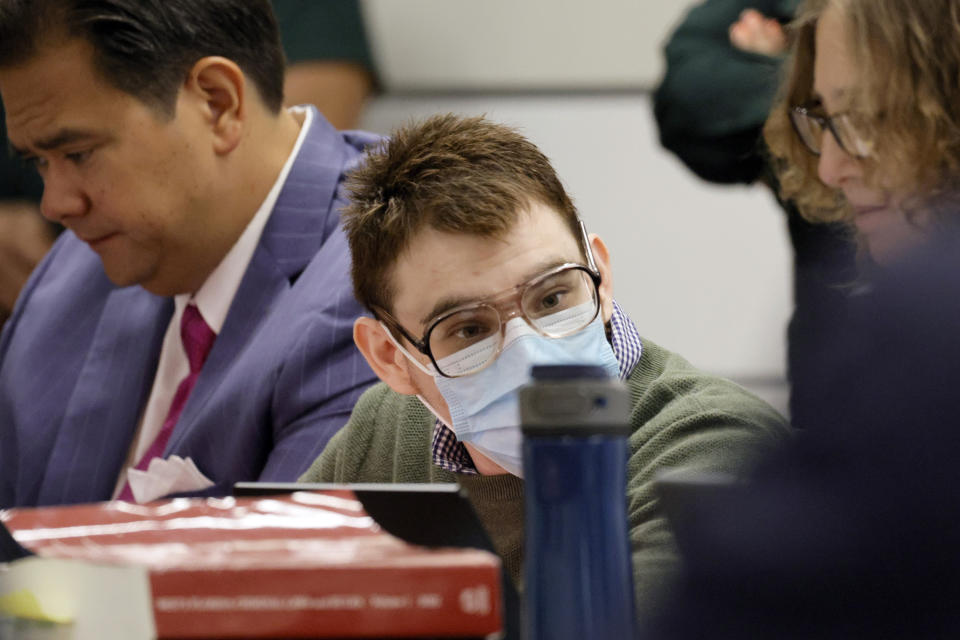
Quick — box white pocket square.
[125,455,214,503]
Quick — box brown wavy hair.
[764,0,960,225]
[341,114,583,313]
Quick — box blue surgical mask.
[387,312,619,477]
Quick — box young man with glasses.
[300,114,789,616]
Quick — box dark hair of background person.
[0,0,286,115]
[275,0,377,130]
[341,114,584,314]
[277,0,376,85]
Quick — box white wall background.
[356,2,794,415]
[362,0,688,91]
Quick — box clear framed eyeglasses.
[376,238,603,378]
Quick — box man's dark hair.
[0,0,286,114]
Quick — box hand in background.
[0,203,55,320]
[729,9,787,57]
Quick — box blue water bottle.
[520,364,637,640]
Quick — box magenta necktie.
[117,304,216,502]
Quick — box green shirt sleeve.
[652,0,799,183]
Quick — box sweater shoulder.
[301,382,437,483]
[627,337,790,472]
[621,338,789,616]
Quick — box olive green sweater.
[301,338,789,618]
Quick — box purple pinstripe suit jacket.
[0,107,379,507]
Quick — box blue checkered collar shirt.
[430,300,643,474]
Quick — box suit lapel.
[39,288,172,504]
[168,108,349,449]
[256,109,348,279]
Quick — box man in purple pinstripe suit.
[0,0,377,506]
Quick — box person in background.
[653,0,856,429]
[0,101,51,325]
[0,0,377,325]
[300,113,789,619]
[645,1,960,636]
[274,0,376,129]
[762,0,953,264]
[0,0,378,507]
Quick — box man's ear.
[353,316,419,395]
[589,233,615,322]
[182,56,246,155]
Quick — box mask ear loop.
[378,321,453,427]
[415,393,453,429]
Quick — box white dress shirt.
[113,107,315,496]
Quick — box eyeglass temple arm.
[579,219,600,275]
[372,306,431,355]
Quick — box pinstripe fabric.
[0,107,379,507]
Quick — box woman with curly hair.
[645,2,960,637]
[764,0,960,265]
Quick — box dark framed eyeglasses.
[789,103,874,158]
[376,262,603,378]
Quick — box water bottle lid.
[530,364,610,380]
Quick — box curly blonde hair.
[764,0,960,224]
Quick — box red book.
[1,491,503,638]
